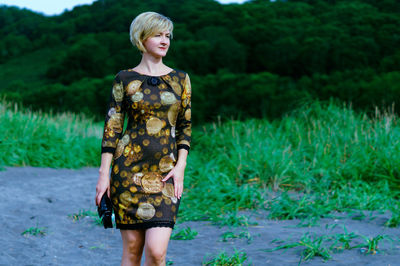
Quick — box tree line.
[0,0,399,123]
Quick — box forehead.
[154,29,170,34]
[148,29,170,37]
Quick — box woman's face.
[143,30,171,58]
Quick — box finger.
[175,184,179,198]
[95,187,101,206]
[107,187,111,198]
[178,186,182,199]
[97,192,103,206]
[96,194,100,206]
[179,186,183,199]
[96,190,105,206]
[162,172,172,182]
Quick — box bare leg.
[144,227,173,266]
[120,229,146,266]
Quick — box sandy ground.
[1,166,400,266]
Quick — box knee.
[147,247,166,264]
[123,240,143,264]
[126,241,142,257]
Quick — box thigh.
[144,227,173,253]
[121,229,146,253]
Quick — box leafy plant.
[385,202,400,227]
[212,212,258,227]
[68,208,103,226]
[171,226,198,240]
[69,209,97,221]
[220,230,253,244]
[203,249,248,266]
[266,226,396,264]
[264,232,332,264]
[356,235,393,255]
[89,244,105,250]
[328,226,359,251]
[22,224,47,237]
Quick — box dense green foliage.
[0,0,400,123]
[0,98,101,168]
[180,99,400,221]
[2,99,399,226]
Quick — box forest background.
[1,0,400,124]
[2,1,400,262]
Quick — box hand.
[95,172,110,206]
[161,162,186,199]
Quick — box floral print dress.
[101,68,191,230]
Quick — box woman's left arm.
[162,73,192,199]
[175,73,192,153]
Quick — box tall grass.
[1,98,399,222]
[0,97,101,168]
[180,99,400,221]
[190,99,400,190]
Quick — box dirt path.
[1,166,399,265]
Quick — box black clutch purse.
[97,193,113,229]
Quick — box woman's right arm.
[95,73,125,206]
[95,152,113,206]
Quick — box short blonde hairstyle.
[129,12,174,53]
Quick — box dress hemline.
[117,221,175,230]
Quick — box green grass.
[171,226,198,240]
[265,232,332,263]
[385,202,400,227]
[327,225,359,251]
[212,211,258,227]
[69,209,98,221]
[356,234,393,255]
[220,230,253,244]
[0,97,101,168]
[180,99,400,224]
[203,249,248,266]
[21,224,47,237]
[1,98,400,227]
[68,209,103,226]
[265,226,396,264]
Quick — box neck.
[137,53,165,75]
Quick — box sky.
[0,0,248,16]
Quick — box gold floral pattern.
[141,172,164,194]
[159,155,174,173]
[131,91,143,102]
[160,91,177,105]
[126,80,142,95]
[137,202,155,220]
[170,80,182,95]
[101,69,191,229]
[162,183,175,198]
[146,117,163,135]
[112,81,124,101]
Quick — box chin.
[154,52,167,58]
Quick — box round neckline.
[129,69,174,78]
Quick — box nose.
[161,35,169,44]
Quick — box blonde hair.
[129,12,174,53]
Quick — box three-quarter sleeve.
[101,73,125,154]
[175,73,192,153]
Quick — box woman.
[95,11,191,266]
